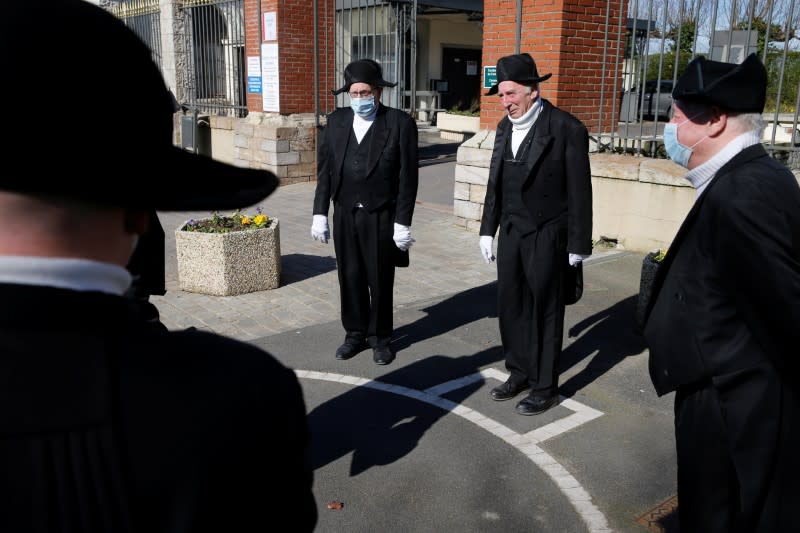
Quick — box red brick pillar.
[480,0,627,133]
[244,0,335,115]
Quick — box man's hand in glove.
[479,236,495,264]
[311,214,329,243]
[393,223,415,251]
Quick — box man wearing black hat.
[479,53,593,415]
[643,53,800,531]
[0,2,316,531]
[312,59,419,366]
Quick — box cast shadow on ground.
[390,281,498,354]
[558,295,647,397]
[279,253,337,285]
[418,141,459,167]
[308,345,503,476]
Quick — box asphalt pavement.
[151,128,679,532]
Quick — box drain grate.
[635,495,679,532]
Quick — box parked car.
[621,80,674,121]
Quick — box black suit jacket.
[479,99,593,255]
[644,144,800,396]
[313,105,419,226]
[0,284,317,532]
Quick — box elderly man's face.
[497,80,538,119]
[349,82,376,99]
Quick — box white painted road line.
[297,370,612,533]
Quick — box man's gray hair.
[676,99,765,136]
[728,112,766,136]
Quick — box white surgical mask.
[663,114,707,168]
[350,96,375,117]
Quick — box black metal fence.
[179,0,248,118]
[595,0,800,167]
[109,0,163,72]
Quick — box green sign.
[483,66,497,89]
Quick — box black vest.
[501,125,538,235]
[338,125,374,208]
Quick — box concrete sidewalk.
[152,168,678,532]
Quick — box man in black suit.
[643,53,800,531]
[312,59,419,366]
[479,53,593,415]
[0,2,317,531]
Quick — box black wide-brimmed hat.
[1,0,277,211]
[673,53,767,113]
[486,53,552,96]
[332,59,397,96]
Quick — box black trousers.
[333,205,395,347]
[496,221,567,395]
[674,369,798,532]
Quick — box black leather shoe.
[373,345,395,365]
[515,394,559,416]
[335,339,368,360]
[490,380,530,401]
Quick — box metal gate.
[327,1,415,114]
[179,0,247,117]
[109,0,163,72]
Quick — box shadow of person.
[558,295,647,397]
[309,346,503,476]
[280,253,337,285]
[390,281,498,353]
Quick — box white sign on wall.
[261,43,280,112]
[263,12,277,41]
[247,56,262,94]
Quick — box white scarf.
[508,98,542,157]
[685,129,762,198]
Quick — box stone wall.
[232,112,318,185]
[453,130,698,252]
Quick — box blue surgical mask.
[350,96,375,117]
[663,115,707,168]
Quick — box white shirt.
[508,97,542,157]
[0,256,132,295]
[352,105,379,143]
[685,129,763,198]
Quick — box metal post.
[515,0,522,54]
[410,0,417,118]
[314,0,320,127]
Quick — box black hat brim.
[153,146,279,210]
[332,79,397,96]
[485,72,552,96]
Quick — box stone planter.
[436,112,480,142]
[635,251,662,331]
[175,218,281,296]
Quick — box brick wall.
[480,0,626,133]
[244,0,263,113]
[244,0,335,115]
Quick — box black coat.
[313,105,419,227]
[479,99,593,255]
[643,144,800,530]
[0,284,317,533]
[644,144,800,395]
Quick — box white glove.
[568,253,590,266]
[311,214,329,243]
[393,223,415,251]
[479,236,495,264]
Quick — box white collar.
[352,104,379,143]
[0,256,132,295]
[685,129,763,198]
[508,97,541,131]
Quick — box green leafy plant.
[182,207,272,233]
